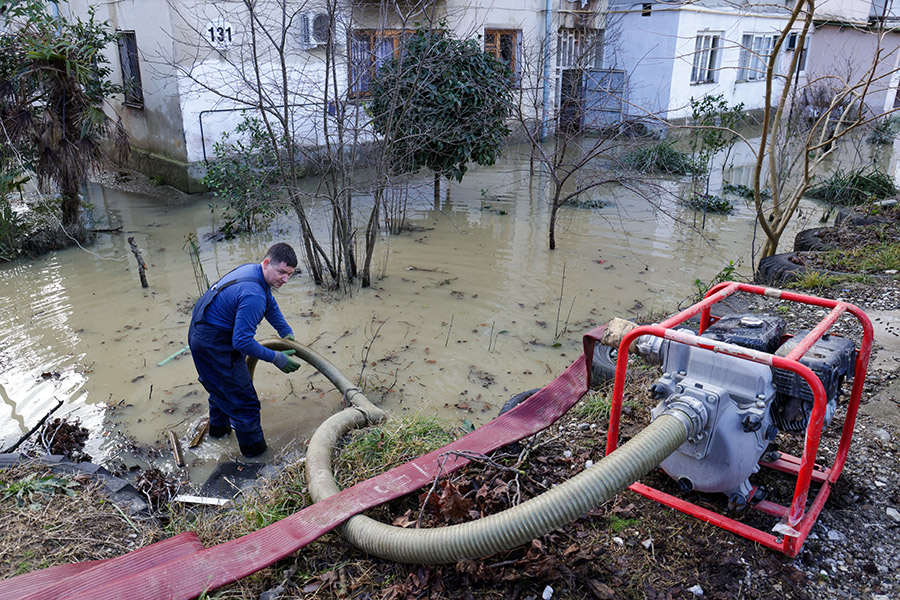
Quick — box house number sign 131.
[206,19,234,48]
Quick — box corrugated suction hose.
[254,339,689,564]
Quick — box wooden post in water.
[128,236,149,288]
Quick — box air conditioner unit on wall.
[299,12,331,48]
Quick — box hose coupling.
[662,395,709,442]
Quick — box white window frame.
[690,33,722,84]
[557,27,604,71]
[738,33,777,82]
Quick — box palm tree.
[1,1,126,230]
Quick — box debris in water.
[40,418,91,463]
[188,417,209,448]
[167,430,185,467]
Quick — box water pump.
[636,313,856,509]
[599,282,872,556]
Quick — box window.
[557,28,604,70]
[117,31,143,107]
[738,33,777,81]
[690,33,721,84]
[786,31,808,73]
[348,29,406,97]
[484,29,522,87]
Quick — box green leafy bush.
[0,199,22,261]
[203,115,282,237]
[722,183,772,200]
[868,116,900,145]
[683,193,733,214]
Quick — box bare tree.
[160,0,386,289]
[514,17,677,250]
[751,0,900,264]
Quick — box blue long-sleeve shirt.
[203,263,293,365]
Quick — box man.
[188,243,302,457]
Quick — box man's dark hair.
[266,243,298,267]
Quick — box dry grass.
[0,461,163,579]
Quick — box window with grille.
[117,31,143,107]
[738,33,777,81]
[557,28,604,70]
[484,29,522,87]
[348,29,406,97]
[690,33,721,84]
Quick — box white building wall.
[610,2,797,121]
[606,3,681,121]
[669,9,792,119]
[66,0,607,189]
[69,0,190,163]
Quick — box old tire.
[834,207,894,227]
[755,252,808,285]
[591,344,618,386]
[498,389,541,416]
[793,227,838,252]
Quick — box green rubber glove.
[284,334,295,341]
[279,349,301,374]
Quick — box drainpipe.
[540,0,553,141]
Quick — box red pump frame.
[603,282,873,556]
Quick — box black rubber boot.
[208,423,232,438]
[239,439,267,458]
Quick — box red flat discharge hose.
[0,345,595,600]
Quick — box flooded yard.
[0,143,864,482]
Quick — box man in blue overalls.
[188,243,302,457]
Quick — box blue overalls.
[188,268,274,456]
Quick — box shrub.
[0,195,22,261]
[806,165,897,206]
[203,115,283,237]
[868,116,900,145]
[622,141,698,175]
[683,193,733,214]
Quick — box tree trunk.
[549,194,560,250]
[434,171,441,208]
[60,189,80,228]
[361,193,380,288]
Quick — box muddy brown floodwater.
[0,148,832,483]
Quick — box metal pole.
[540,0,553,141]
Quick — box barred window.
[117,31,143,107]
[348,29,406,97]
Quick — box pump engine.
[636,314,856,509]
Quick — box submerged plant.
[691,260,737,303]
[683,193,733,214]
[806,165,897,206]
[622,141,698,175]
[723,183,772,200]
